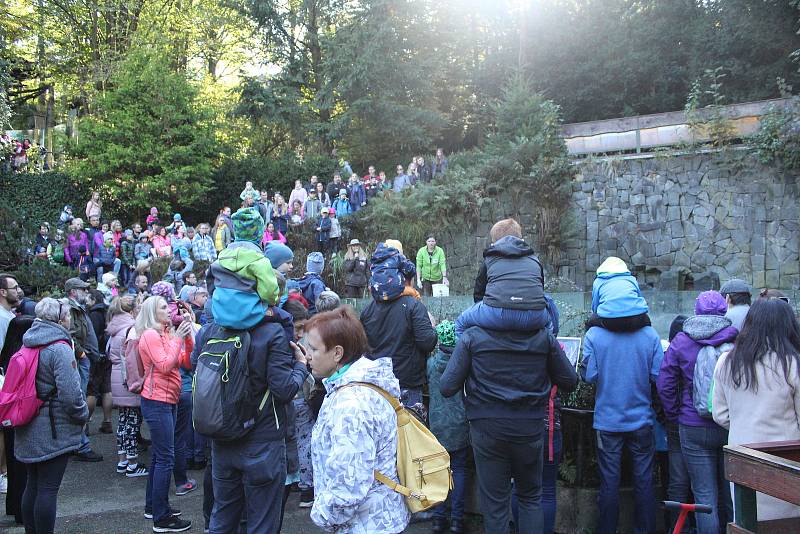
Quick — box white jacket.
[713,351,800,521]
[311,356,410,533]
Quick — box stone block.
[766,269,780,288]
[752,270,766,288]
[655,239,672,257]
[694,271,720,291]
[630,194,645,206]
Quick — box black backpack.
[192,325,271,441]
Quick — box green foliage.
[68,49,219,219]
[0,170,89,228]
[12,258,76,298]
[685,68,736,148]
[752,96,800,174]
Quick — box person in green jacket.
[415,236,448,297]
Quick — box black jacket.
[473,236,546,310]
[361,295,438,389]
[440,326,577,425]
[343,257,369,288]
[192,319,308,442]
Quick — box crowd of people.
[1,134,49,173]
[1,171,799,534]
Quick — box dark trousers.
[4,429,26,523]
[596,426,656,534]
[173,390,192,487]
[513,427,562,534]
[667,423,693,531]
[142,397,177,523]
[433,447,470,522]
[209,437,286,534]
[21,453,70,534]
[343,285,364,299]
[421,279,441,297]
[470,425,544,534]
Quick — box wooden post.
[733,483,758,532]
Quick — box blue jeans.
[596,425,656,534]
[191,430,208,463]
[470,424,543,534]
[679,424,732,534]
[511,427,562,534]
[667,423,692,531]
[209,437,285,534]
[142,397,177,523]
[455,302,550,338]
[293,398,315,491]
[433,447,470,522]
[76,358,92,454]
[21,453,70,534]
[173,391,192,487]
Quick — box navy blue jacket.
[191,319,308,442]
[297,273,326,314]
[440,326,577,425]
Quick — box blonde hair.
[385,239,403,255]
[135,296,167,335]
[108,295,135,322]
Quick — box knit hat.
[306,252,325,274]
[264,242,294,270]
[150,281,175,300]
[436,320,456,347]
[339,188,347,197]
[695,290,727,316]
[103,231,114,242]
[124,229,134,238]
[231,207,265,244]
[173,213,182,221]
[150,207,158,215]
[597,256,629,275]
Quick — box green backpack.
[50,244,65,265]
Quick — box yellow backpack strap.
[336,382,418,498]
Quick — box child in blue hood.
[456,218,550,337]
[296,252,327,315]
[587,256,651,332]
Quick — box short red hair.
[490,218,522,242]
[305,306,369,364]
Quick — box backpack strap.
[337,381,426,500]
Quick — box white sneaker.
[0,473,7,494]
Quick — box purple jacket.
[657,314,738,427]
[65,231,89,266]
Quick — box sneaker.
[144,508,181,519]
[152,516,191,533]
[74,450,104,462]
[99,421,113,434]
[0,473,7,494]
[126,464,149,478]
[299,488,314,508]
[175,479,197,496]
[116,461,129,474]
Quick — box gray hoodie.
[14,319,88,463]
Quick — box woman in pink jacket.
[107,296,149,478]
[136,296,194,532]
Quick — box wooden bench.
[724,441,800,533]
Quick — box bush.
[13,258,77,298]
[0,170,89,228]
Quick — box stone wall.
[441,150,800,292]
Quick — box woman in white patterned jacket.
[302,306,410,533]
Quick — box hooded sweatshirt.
[658,311,738,428]
[472,236,545,310]
[15,320,88,463]
[311,356,410,533]
[591,257,649,318]
[210,241,279,329]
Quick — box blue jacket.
[316,216,331,242]
[332,198,352,218]
[582,326,663,432]
[296,273,326,314]
[440,326,577,426]
[591,272,649,318]
[427,346,469,451]
[94,245,116,266]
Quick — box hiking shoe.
[299,488,314,508]
[144,508,181,519]
[126,464,149,478]
[116,461,129,474]
[75,450,103,462]
[175,479,197,496]
[99,421,113,434]
[152,516,191,532]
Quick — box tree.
[70,49,218,216]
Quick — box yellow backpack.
[343,382,453,512]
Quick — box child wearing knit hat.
[427,319,469,534]
[295,252,328,315]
